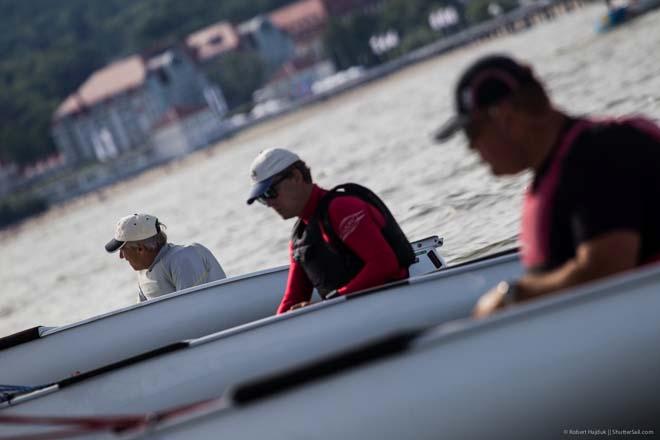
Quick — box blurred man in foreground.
[246,148,415,314]
[435,54,660,318]
[105,213,226,301]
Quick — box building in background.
[150,106,228,160]
[52,0,395,168]
[269,0,329,61]
[248,0,340,104]
[236,16,296,70]
[254,56,335,103]
[51,46,227,166]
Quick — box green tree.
[207,52,267,109]
[323,14,381,70]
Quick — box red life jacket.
[520,117,660,270]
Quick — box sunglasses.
[257,172,291,205]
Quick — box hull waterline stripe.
[58,342,189,389]
[227,329,424,405]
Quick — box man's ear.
[489,100,515,130]
[291,168,303,183]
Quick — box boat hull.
[0,267,289,385]
[138,264,660,440]
[1,252,522,427]
[0,236,445,386]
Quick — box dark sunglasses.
[257,172,291,205]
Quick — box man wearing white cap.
[105,213,226,301]
[247,148,415,314]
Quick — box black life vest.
[291,183,415,298]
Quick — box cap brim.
[105,238,125,253]
[434,115,469,143]
[246,176,274,205]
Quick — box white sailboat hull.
[0,252,521,431]
[0,236,445,387]
[134,264,660,440]
[0,266,289,385]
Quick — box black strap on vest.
[318,183,416,269]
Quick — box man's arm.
[517,229,640,298]
[474,230,639,318]
[276,242,314,314]
[327,197,401,295]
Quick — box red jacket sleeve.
[325,196,402,295]
[276,240,314,314]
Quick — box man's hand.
[472,281,513,319]
[288,301,312,312]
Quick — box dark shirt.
[529,117,660,272]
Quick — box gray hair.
[125,230,167,252]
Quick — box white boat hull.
[133,264,660,440]
[0,251,521,431]
[0,267,289,385]
[0,236,445,387]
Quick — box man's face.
[465,106,526,176]
[119,244,151,271]
[263,171,307,219]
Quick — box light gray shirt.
[136,243,226,301]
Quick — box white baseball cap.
[247,148,300,204]
[105,213,164,253]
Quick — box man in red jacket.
[247,148,415,314]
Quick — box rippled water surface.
[2,5,660,336]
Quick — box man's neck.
[527,109,568,172]
[298,183,321,221]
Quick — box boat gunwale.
[0,265,289,348]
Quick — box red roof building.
[269,0,329,44]
[54,55,146,120]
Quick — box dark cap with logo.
[434,54,541,142]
